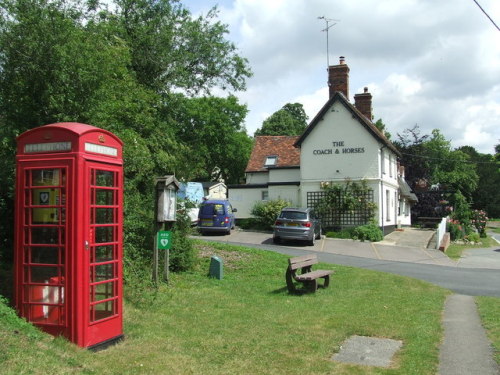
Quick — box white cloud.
[182,0,500,153]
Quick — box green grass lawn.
[476,297,500,366]
[1,241,452,374]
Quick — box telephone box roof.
[17,122,123,145]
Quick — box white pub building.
[229,57,417,233]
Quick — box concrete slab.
[382,227,435,248]
[332,335,403,368]
[375,243,430,262]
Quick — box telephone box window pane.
[93,245,114,262]
[95,189,114,205]
[31,208,59,224]
[29,266,58,283]
[32,188,57,205]
[95,171,114,187]
[92,263,115,282]
[27,284,64,303]
[32,169,60,186]
[95,208,114,224]
[91,300,115,322]
[29,304,64,325]
[95,226,114,243]
[30,247,59,264]
[91,281,116,302]
[31,227,59,244]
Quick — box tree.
[254,103,308,136]
[395,126,478,199]
[116,0,251,95]
[374,118,391,139]
[0,0,252,271]
[393,124,430,187]
[424,130,478,199]
[457,146,500,218]
[169,94,252,184]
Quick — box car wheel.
[273,236,281,244]
[308,235,316,246]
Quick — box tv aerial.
[318,16,340,69]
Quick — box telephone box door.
[84,162,123,347]
[15,162,72,336]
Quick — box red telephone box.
[14,122,124,349]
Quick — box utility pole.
[318,16,339,70]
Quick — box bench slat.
[288,254,318,271]
[295,269,334,281]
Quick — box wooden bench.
[285,254,334,293]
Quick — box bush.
[326,228,356,239]
[352,224,383,242]
[236,218,268,231]
[471,209,488,238]
[451,191,472,232]
[448,220,465,241]
[250,199,290,230]
[465,232,480,243]
[169,203,196,272]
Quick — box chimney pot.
[364,87,368,93]
[339,56,345,65]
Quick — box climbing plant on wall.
[310,179,377,230]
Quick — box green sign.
[157,231,172,250]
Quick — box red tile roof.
[246,136,300,172]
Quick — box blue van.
[198,200,237,235]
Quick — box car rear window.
[280,211,307,220]
[200,203,225,215]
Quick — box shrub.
[352,223,383,242]
[237,218,268,231]
[451,191,472,232]
[326,228,356,239]
[169,202,196,272]
[447,220,465,241]
[250,199,290,230]
[471,209,488,238]
[465,232,480,243]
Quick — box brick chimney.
[328,56,350,99]
[354,87,373,121]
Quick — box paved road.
[194,229,500,297]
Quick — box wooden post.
[163,222,173,283]
[153,234,159,284]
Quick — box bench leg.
[323,275,330,288]
[308,279,318,292]
[285,269,296,293]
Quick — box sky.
[181,0,500,154]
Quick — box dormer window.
[264,155,278,167]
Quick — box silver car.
[273,207,322,246]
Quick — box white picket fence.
[436,217,448,249]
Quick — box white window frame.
[264,155,277,167]
[261,190,269,201]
